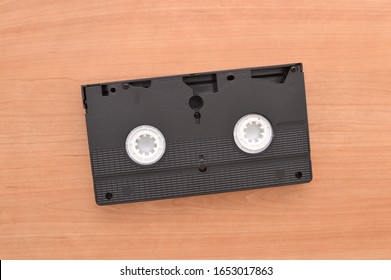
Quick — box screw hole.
[227,75,235,81]
[110,87,116,93]
[105,192,113,199]
[295,172,302,178]
[199,164,207,172]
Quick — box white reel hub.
[125,125,166,165]
[233,114,273,154]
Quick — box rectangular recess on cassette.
[82,63,312,205]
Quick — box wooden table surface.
[1,0,391,259]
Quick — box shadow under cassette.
[82,63,312,205]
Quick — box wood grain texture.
[1,0,391,259]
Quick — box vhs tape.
[82,63,312,205]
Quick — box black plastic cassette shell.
[82,63,312,205]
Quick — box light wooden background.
[1,0,390,259]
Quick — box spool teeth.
[244,122,264,143]
[135,135,156,155]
